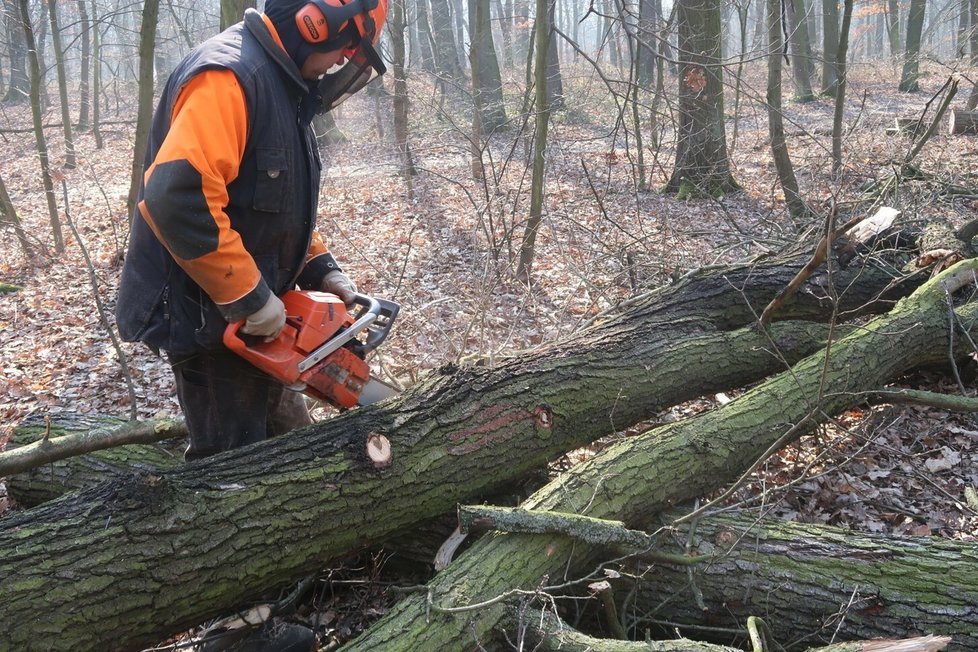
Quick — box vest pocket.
[253,147,291,212]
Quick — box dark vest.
[116,10,322,355]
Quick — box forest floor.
[2,58,978,645]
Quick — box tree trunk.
[821,0,839,95]
[19,0,63,253]
[899,0,926,92]
[47,0,76,169]
[390,0,415,181]
[832,0,854,176]
[429,0,464,79]
[345,260,978,651]
[516,0,554,280]
[89,0,103,148]
[469,0,508,133]
[618,510,978,648]
[887,0,902,57]
[76,0,91,131]
[767,0,806,219]
[416,0,438,74]
[787,0,816,101]
[544,0,563,108]
[664,0,737,196]
[3,0,31,103]
[0,249,930,650]
[126,0,160,222]
[220,0,253,30]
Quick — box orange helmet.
[295,0,388,48]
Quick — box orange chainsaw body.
[223,291,372,409]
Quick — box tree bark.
[344,260,978,650]
[46,0,76,169]
[767,0,806,218]
[19,0,63,253]
[126,0,160,222]
[617,511,978,648]
[2,0,31,103]
[899,0,926,92]
[516,0,553,280]
[0,252,928,651]
[664,0,737,196]
[787,0,816,102]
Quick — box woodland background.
[1,0,978,648]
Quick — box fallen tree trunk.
[2,255,887,651]
[457,506,978,648]
[0,255,935,650]
[614,510,978,649]
[344,261,978,651]
[1,254,922,506]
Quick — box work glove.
[240,293,286,340]
[321,270,358,305]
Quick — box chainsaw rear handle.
[296,292,399,373]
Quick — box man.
[116,0,388,462]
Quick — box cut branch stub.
[366,433,391,468]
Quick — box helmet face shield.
[315,38,386,113]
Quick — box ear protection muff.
[295,0,379,47]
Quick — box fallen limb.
[0,415,186,477]
[345,260,978,651]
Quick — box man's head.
[264,0,387,80]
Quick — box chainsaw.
[223,290,400,409]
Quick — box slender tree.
[90,0,103,148]
[76,0,91,130]
[516,0,554,281]
[821,0,839,95]
[664,0,737,196]
[19,0,63,252]
[766,0,806,219]
[47,0,76,168]
[899,0,925,91]
[390,0,415,182]
[126,0,161,221]
[832,0,854,176]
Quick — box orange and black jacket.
[117,10,338,355]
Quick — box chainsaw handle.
[296,292,399,373]
[354,293,400,354]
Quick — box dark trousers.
[169,349,312,461]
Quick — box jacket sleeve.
[296,231,342,289]
[137,69,269,323]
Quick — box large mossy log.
[2,255,921,507]
[0,254,902,651]
[616,511,978,649]
[344,261,978,651]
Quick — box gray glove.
[240,293,286,340]
[321,270,358,305]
